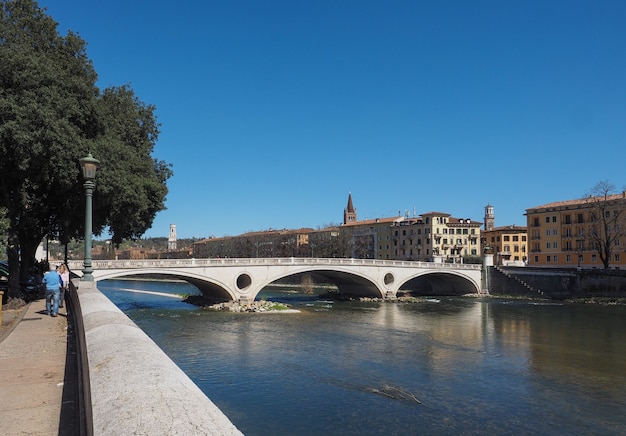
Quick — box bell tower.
[344,193,357,224]
[168,224,177,251]
[484,204,494,231]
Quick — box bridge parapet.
[68,257,481,270]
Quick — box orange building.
[525,192,626,269]
[482,225,527,266]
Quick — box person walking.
[58,264,70,309]
[42,264,63,317]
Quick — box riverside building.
[390,212,482,263]
[525,192,626,269]
[481,204,528,266]
[193,193,482,262]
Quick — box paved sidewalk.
[0,298,79,435]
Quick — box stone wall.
[487,266,626,299]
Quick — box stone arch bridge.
[67,258,484,303]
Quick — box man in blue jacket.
[42,264,63,317]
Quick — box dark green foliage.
[0,0,172,298]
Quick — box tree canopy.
[0,0,172,299]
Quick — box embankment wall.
[72,280,242,435]
[487,266,626,299]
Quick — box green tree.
[584,181,626,269]
[0,0,172,300]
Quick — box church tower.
[344,193,357,224]
[484,204,494,231]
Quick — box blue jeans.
[45,288,60,315]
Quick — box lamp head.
[80,153,100,181]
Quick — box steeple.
[344,193,357,224]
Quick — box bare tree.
[584,181,626,269]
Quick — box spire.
[344,192,357,224]
[346,192,355,213]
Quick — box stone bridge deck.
[68,257,484,302]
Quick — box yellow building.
[391,212,481,262]
[525,192,626,268]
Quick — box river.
[98,279,626,435]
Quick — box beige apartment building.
[525,192,626,268]
[391,212,481,262]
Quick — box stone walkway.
[0,298,79,435]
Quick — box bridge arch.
[93,269,237,302]
[250,266,384,301]
[399,270,480,296]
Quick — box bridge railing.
[67,257,481,271]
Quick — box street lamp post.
[80,153,100,281]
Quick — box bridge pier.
[238,296,254,305]
[384,291,397,301]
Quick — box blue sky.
[43,1,626,239]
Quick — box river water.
[98,279,626,435]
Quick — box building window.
[522,235,527,241]
[504,236,510,241]
[546,242,551,249]
[552,229,558,236]
[534,218,539,226]
[616,254,620,262]
[578,214,584,223]
[554,255,558,262]
[513,236,519,242]
[592,254,597,262]
[545,217,550,223]
[552,216,557,222]
[547,256,551,262]
[565,215,571,224]
[534,256,539,263]
[566,255,571,262]
[546,229,551,236]
[553,242,558,249]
